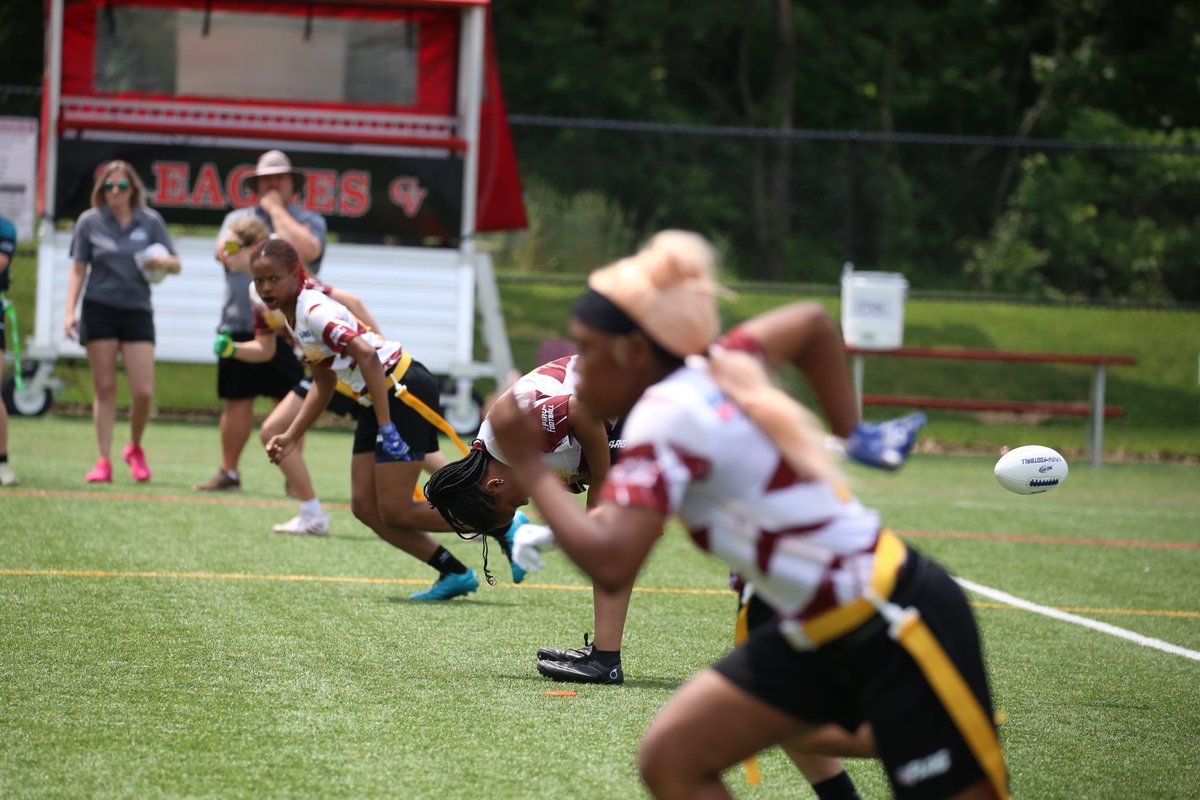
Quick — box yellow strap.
[800,530,906,646]
[891,613,1010,800]
[734,600,763,785]
[334,350,413,403]
[394,384,470,457]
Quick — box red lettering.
[388,176,428,218]
[226,165,258,208]
[304,169,337,215]
[188,162,226,209]
[338,171,371,218]
[153,162,190,207]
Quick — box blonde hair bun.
[587,230,723,357]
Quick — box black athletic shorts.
[218,332,304,401]
[293,377,362,419]
[714,550,998,800]
[79,299,155,345]
[352,358,441,462]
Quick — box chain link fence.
[505,115,1200,305]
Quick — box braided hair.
[422,442,503,535]
[424,443,516,586]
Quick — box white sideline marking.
[956,578,1200,663]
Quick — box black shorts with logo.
[714,550,998,800]
[218,332,304,401]
[79,299,155,345]
[352,358,441,462]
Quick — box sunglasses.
[224,239,246,255]
[103,180,131,192]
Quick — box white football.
[994,445,1069,495]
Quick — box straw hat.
[247,150,303,181]
[587,230,724,357]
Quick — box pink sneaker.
[85,458,113,483]
[123,443,152,482]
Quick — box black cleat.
[537,654,624,685]
[536,634,593,663]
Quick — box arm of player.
[734,301,858,439]
[567,394,612,509]
[344,336,392,429]
[267,364,334,464]
[218,330,278,363]
[489,392,664,592]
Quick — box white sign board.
[0,117,39,241]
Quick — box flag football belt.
[777,529,907,652]
[778,530,1009,799]
[338,350,415,406]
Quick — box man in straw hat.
[488,231,1005,800]
[195,150,329,495]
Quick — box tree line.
[492,0,1200,302]
[3,1,1198,301]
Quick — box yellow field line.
[1,569,1192,616]
[0,568,728,596]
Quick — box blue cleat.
[844,411,928,470]
[500,511,531,584]
[410,568,479,601]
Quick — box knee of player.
[377,497,422,530]
[636,736,676,794]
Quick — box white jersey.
[250,278,331,358]
[601,333,883,622]
[478,356,611,490]
[269,287,403,398]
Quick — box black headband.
[572,287,686,365]
[572,288,639,334]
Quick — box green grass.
[1,416,1198,798]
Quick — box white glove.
[511,523,556,572]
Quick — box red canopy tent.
[39,0,526,235]
[22,0,525,425]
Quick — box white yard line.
[956,577,1200,662]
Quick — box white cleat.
[272,512,330,536]
[0,463,18,486]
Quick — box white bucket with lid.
[840,270,908,350]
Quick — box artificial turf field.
[1,416,1197,799]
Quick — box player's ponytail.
[423,443,500,534]
[702,346,843,486]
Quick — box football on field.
[994,445,1069,495]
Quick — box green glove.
[214,329,236,359]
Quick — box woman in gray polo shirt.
[64,160,180,484]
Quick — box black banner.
[55,139,464,242]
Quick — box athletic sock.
[591,648,621,667]
[811,770,861,800]
[299,498,322,516]
[426,546,468,575]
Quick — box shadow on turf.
[499,672,688,690]
[382,594,528,607]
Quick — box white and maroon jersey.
[478,356,612,489]
[601,327,883,622]
[275,287,403,398]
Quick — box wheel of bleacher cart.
[445,391,483,437]
[2,363,53,416]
